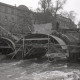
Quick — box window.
[0,5,4,12]
[11,9,14,14]
[0,15,1,21]
[11,17,15,23]
[0,5,2,11]
[4,7,8,13]
[5,16,8,22]
[5,16,7,19]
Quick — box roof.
[18,5,29,11]
[0,2,30,12]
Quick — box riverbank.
[0,59,80,80]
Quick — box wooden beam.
[22,38,50,41]
[0,46,11,48]
[16,43,80,48]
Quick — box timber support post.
[22,37,25,59]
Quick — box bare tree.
[53,0,66,15]
[39,0,52,13]
[37,0,67,26]
[78,21,80,28]
[52,0,67,30]
[38,0,52,23]
[60,11,77,22]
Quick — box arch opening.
[0,37,15,55]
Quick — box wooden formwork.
[11,36,69,61]
[9,33,80,61]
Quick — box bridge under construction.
[0,32,80,61]
[0,25,80,61]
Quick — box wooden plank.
[22,38,50,41]
[16,43,80,48]
[0,46,11,48]
[11,45,23,59]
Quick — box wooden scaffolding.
[11,34,69,61]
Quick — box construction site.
[0,23,80,61]
[0,0,80,79]
[0,10,79,80]
[0,22,80,80]
[0,25,80,80]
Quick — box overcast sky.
[0,0,80,23]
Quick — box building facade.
[0,2,33,36]
[56,15,77,29]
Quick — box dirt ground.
[0,59,80,80]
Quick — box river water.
[0,59,80,80]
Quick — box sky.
[0,0,80,24]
